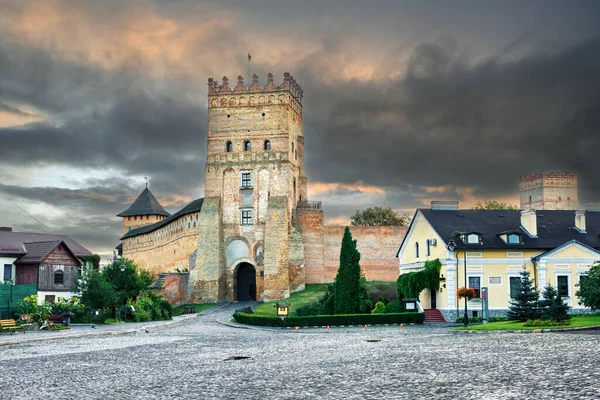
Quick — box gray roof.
[117,187,170,217]
[15,240,80,265]
[120,198,204,240]
[0,231,92,256]
[398,209,600,254]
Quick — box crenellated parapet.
[208,73,303,115]
[520,171,578,183]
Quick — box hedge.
[233,312,425,327]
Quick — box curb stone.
[452,324,600,334]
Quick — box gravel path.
[1,303,599,399]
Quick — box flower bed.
[233,312,425,327]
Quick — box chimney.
[521,210,537,237]
[575,210,586,232]
[431,201,459,211]
[0,227,12,232]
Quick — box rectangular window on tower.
[241,209,253,226]
[241,172,252,188]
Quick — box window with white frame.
[426,239,431,256]
[509,276,521,298]
[241,209,253,225]
[3,264,12,281]
[415,242,419,258]
[467,234,480,244]
[508,234,521,244]
[241,172,252,188]
[557,275,569,297]
[468,276,481,298]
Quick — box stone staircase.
[149,273,168,289]
[424,308,446,322]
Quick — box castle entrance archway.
[236,263,256,301]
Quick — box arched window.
[193,222,196,228]
[528,195,532,202]
[415,242,419,258]
[226,141,232,152]
[293,177,297,199]
[244,140,251,152]
[264,140,271,150]
[292,142,294,153]
[54,270,64,285]
[426,239,431,256]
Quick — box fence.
[0,284,37,318]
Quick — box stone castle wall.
[296,208,407,284]
[121,211,201,276]
[323,226,407,283]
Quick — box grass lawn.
[454,314,600,331]
[252,281,398,317]
[172,303,216,316]
[253,284,329,316]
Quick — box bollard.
[400,323,403,329]
[327,325,330,332]
[364,324,368,331]
[295,326,299,332]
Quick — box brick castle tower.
[519,172,579,210]
[188,73,308,302]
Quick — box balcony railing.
[297,200,322,210]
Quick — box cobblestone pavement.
[1,303,599,400]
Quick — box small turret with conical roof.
[117,184,170,235]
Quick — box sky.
[1,0,599,258]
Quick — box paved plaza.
[1,304,599,400]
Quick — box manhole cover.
[365,339,382,343]
[223,356,251,361]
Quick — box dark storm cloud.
[301,37,600,204]
[0,38,208,198]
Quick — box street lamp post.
[447,234,469,327]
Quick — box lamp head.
[120,264,126,272]
[446,239,456,251]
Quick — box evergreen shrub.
[371,301,385,314]
[384,301,403,314]
[233,312,425,327]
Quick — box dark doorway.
[236,263,256,301]
[430,289,437,309]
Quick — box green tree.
[538,284,558,311]
[102,259,154,305]
[576,262,600,310]
[472,200,519,210]
[507,267,542,321]
[543,293,571,321]
[350,207,410,226]
[334,227,367,314]
[78,268,118,309]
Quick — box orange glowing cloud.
[308,182,386,197]
[418,185,519,209]
[3,0,409,85]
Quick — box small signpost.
[274,302,290,327]
[481,287,489,323]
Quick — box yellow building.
[396,201,600,321]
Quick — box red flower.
[456,287,477,300]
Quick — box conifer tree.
[334,227,364,314]
[538,284,558,312]
[543,293,571,321]
[507,267,542,321]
